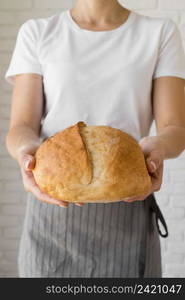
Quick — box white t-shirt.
[5,10,185,141]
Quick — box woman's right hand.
[17,148,84,208]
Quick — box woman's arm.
[6,74,84,207]
[6,74,43,161]
[125,77,185,202]
[151,76,185,158]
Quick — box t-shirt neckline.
[64,9,136,35]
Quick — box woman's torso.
[35,10,167,141]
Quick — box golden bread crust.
[33,122,152,202]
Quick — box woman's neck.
[72,0,128,25]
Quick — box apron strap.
[149,195,169,238]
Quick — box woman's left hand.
[123,136,166,202]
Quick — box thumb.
[146,150,162,173]
[20,154,36,171]
[146,152,161,174]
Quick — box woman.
[5,0,185,277]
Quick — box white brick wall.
[0,0,32,10]
[0,0,185,278]
[159,0,185,10]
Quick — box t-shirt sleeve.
[5,19,43,85]
[153,19,185,80]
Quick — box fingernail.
[25,159,32,170]
[150,161,157,171]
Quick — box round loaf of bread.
[33,122,152,203]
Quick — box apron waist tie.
[149,195,168,238]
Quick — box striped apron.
[18,193,168,278]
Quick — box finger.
[150,164,163,192]
[58,203,70,208]
[124,197,144,202]
[122,196,143,202]
[145,149,164,174]
[146,158,157,174]
[151,180,162,192]
[35,188,69,207]
[22,168,69,207]
[26,157,36,170]
[20,154,36,171]
[21,167,38,185]
[123,199,136,203]
[122,191,151,202]
[75,202,85,207]
[136,193,150,201]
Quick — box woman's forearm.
[6,125,41,162]
[155,125,185,159]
